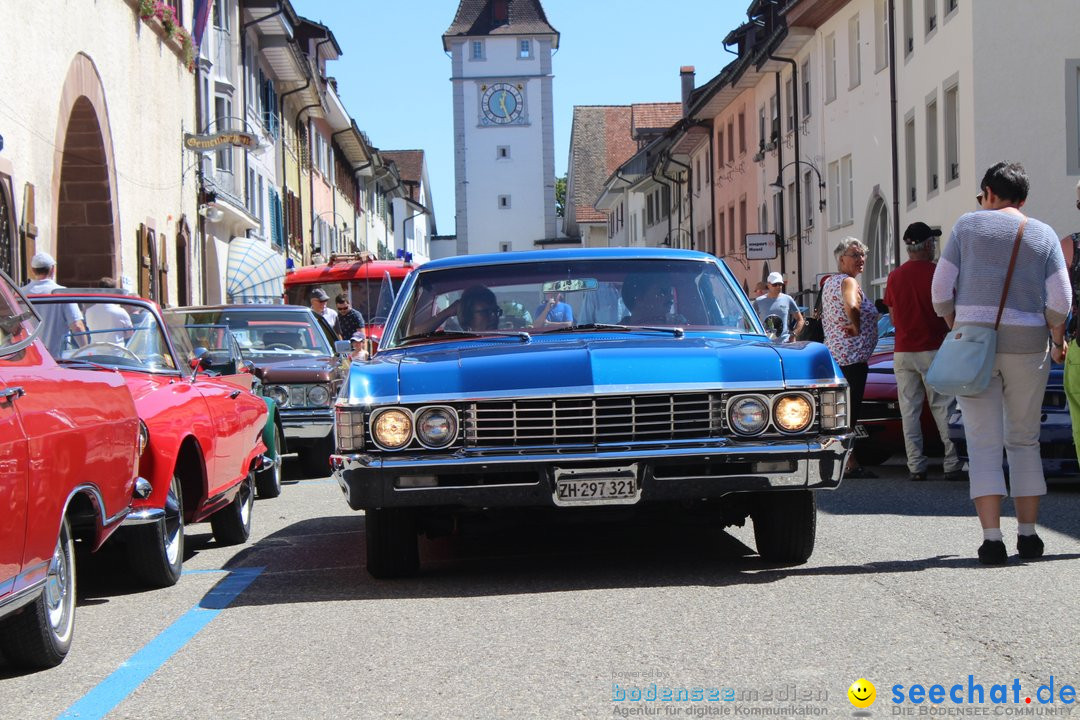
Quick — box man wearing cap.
[883,222,964,482]
[752,271,804,342]
[309,288,337,329]
[22,251,87,354]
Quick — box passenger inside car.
[619,273,689,326]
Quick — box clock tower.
[443,0,559,255]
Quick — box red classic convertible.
[0,274,144,669]
[29,291,269,588]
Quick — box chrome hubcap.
[44,534,71,632]
[163,478,182,565]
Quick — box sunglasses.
[769,282,783,287]
[472,306,503,317]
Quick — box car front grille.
[465,393,720,446]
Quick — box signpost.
[745,232,778,260]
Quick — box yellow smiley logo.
[848,678,876,708]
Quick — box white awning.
[226,237,286,304]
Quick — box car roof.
[418,246,716,272]
[165,304,312,313]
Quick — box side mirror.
[190,354,211,381]
[334,339,352,355]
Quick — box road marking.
[58,566,264,720]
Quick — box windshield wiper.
[548,323,684,337]
[398,329,530,345]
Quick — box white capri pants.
[956,350,1050,499]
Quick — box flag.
[192,0,213,49]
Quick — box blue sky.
[290,1,748,236]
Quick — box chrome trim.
[283,421,333,440]
[133,476,153,499]
[0,578,46,617]
[103,505,131,527]
[122,507,166,526]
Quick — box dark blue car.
[330,248,855,576]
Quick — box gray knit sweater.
[931,210,1070,354]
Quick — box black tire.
[751,490,816,564]
[127,475,185,588]
[299,433,334,479]
[0,517,76,668]
[210,474,254,546]
[255,424,283,499]
[365,508,419,579]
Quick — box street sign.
[745,232,778,260]
[183,131,259,152]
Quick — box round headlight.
[266,385,289,407]
[372,408,412,450]
[774,394,813,433]
[415,407,458,448]
[307,385,330,407]
[728,396,769,435]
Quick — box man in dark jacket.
[333,293,365,341]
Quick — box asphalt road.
[4,459,1080,719]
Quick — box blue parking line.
[59,567,264,720]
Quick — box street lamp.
[768,159,826,295]
[769,160,826,212]
[314,211,352,256]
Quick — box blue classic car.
[330,249,855,577]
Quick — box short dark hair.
[979,162,1029,203]
[98,276,118,289]
[335,293,348,305]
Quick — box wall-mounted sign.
[183,131,259,152]
[745,232,778,260]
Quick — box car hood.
[255,356,338,383]
[346,335,842,405]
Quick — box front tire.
[365,508,419,579]
[255,424,283,499]
[751,490,816,564]
[127,475,185,587]
[0,517,77,668]
[210,474,254,546]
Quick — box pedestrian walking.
[931,162,1071,565]
[333,293,366,341]
[883,222,964,482]
[753,271,805,343]
[822,238,879,479]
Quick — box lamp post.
[768,159,826,293]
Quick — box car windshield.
[385,257,756,348]
[165,308,332,360]
[36,298,181,373]
[285,276,401,325]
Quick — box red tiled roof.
[381,150,424,185]
[631,102,683,137]
[568,105,635,224]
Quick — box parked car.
[330,248,855,577]
[948,363,1075,478]
[162,320,284,498]
[163,305,347,478]
[28,292,269,588]
[284,253,415,348]
[0,273,144,669]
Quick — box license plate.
[553,464,641,506]
[854,424,869,439]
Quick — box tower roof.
[443,0,559,51]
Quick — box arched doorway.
[56,97,115,287]
[864,194,891,299]
[0,179,14,279]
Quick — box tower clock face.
[481,82,524,125]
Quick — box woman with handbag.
[821,238,880,479]
[930,162,1071,565]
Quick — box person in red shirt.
[884,222,965,482]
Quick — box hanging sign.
[183,131,259,152]
[745,233,778,260]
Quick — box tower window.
[497,146,510,159]
[519,39,532,59]
[471,40,484,60]
[498,195,511,209]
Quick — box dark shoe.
[942,470,968,482]
[978,539,1008,565]
[845,466,878,479]
[908,471,928,482]
[1017,533,1044,560]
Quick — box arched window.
[865,195,891,299]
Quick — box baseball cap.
[30,251,56,269]
[766,271,785,285]
[350,331,365,342]
[903,222,942,246]
[310,288,329,301]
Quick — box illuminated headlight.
[415,406,458,448]
[335,407,365,452]
[137,420,150,457]
[773,394,814,433]
[371,408,413,450]
[728,395,769,435]
[819,389,849,430]
[307,385,331,407]
[266,385,289,407]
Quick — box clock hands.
[498,90,509,117]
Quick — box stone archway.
[52,54,120,287]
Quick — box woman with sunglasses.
[457,285,503,331]
[822,237,880,479]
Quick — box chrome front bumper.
[330,433,854,511]
[281,408,333,440]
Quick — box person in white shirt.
[309,288,338,330]
[84,277,133,344]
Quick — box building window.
[875,0,889,72]
[842,155,854,224]
[785,77,795,133]
[944,81,959,183]
[787,182,796,238]
[718,211,726,252]
[704,150,711,184]
[497,145,510,159]
[695,158,701,192]
[925,0,937,36]
[903,0,914,56]
[717,129,725,166]
[727,119,734,161]
[738,111,746,153]
[758,105,766,148]
[825,33,837,103]
[769,94,779,143]
[945,0,958,18]
[493,0,509,24]
[500,242,511,252]
[926,97,939,194]
[905,114,917,206]
[519,39,531,59]
[498,194,511,209]
[212,0,230,31]
[867,196,891,293]
[829,156,854,226]
[848,14,861,90]
[214,94,232,173]
[471,40,484,60]
[728,206,736,254]
[801,58,811,119]
[803,170,815,227]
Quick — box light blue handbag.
[926,218,1026,397]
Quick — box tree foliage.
[555,175,566,218]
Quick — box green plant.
[138,0,155,18]
[158,3,176,36]
[176,27,194,68]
